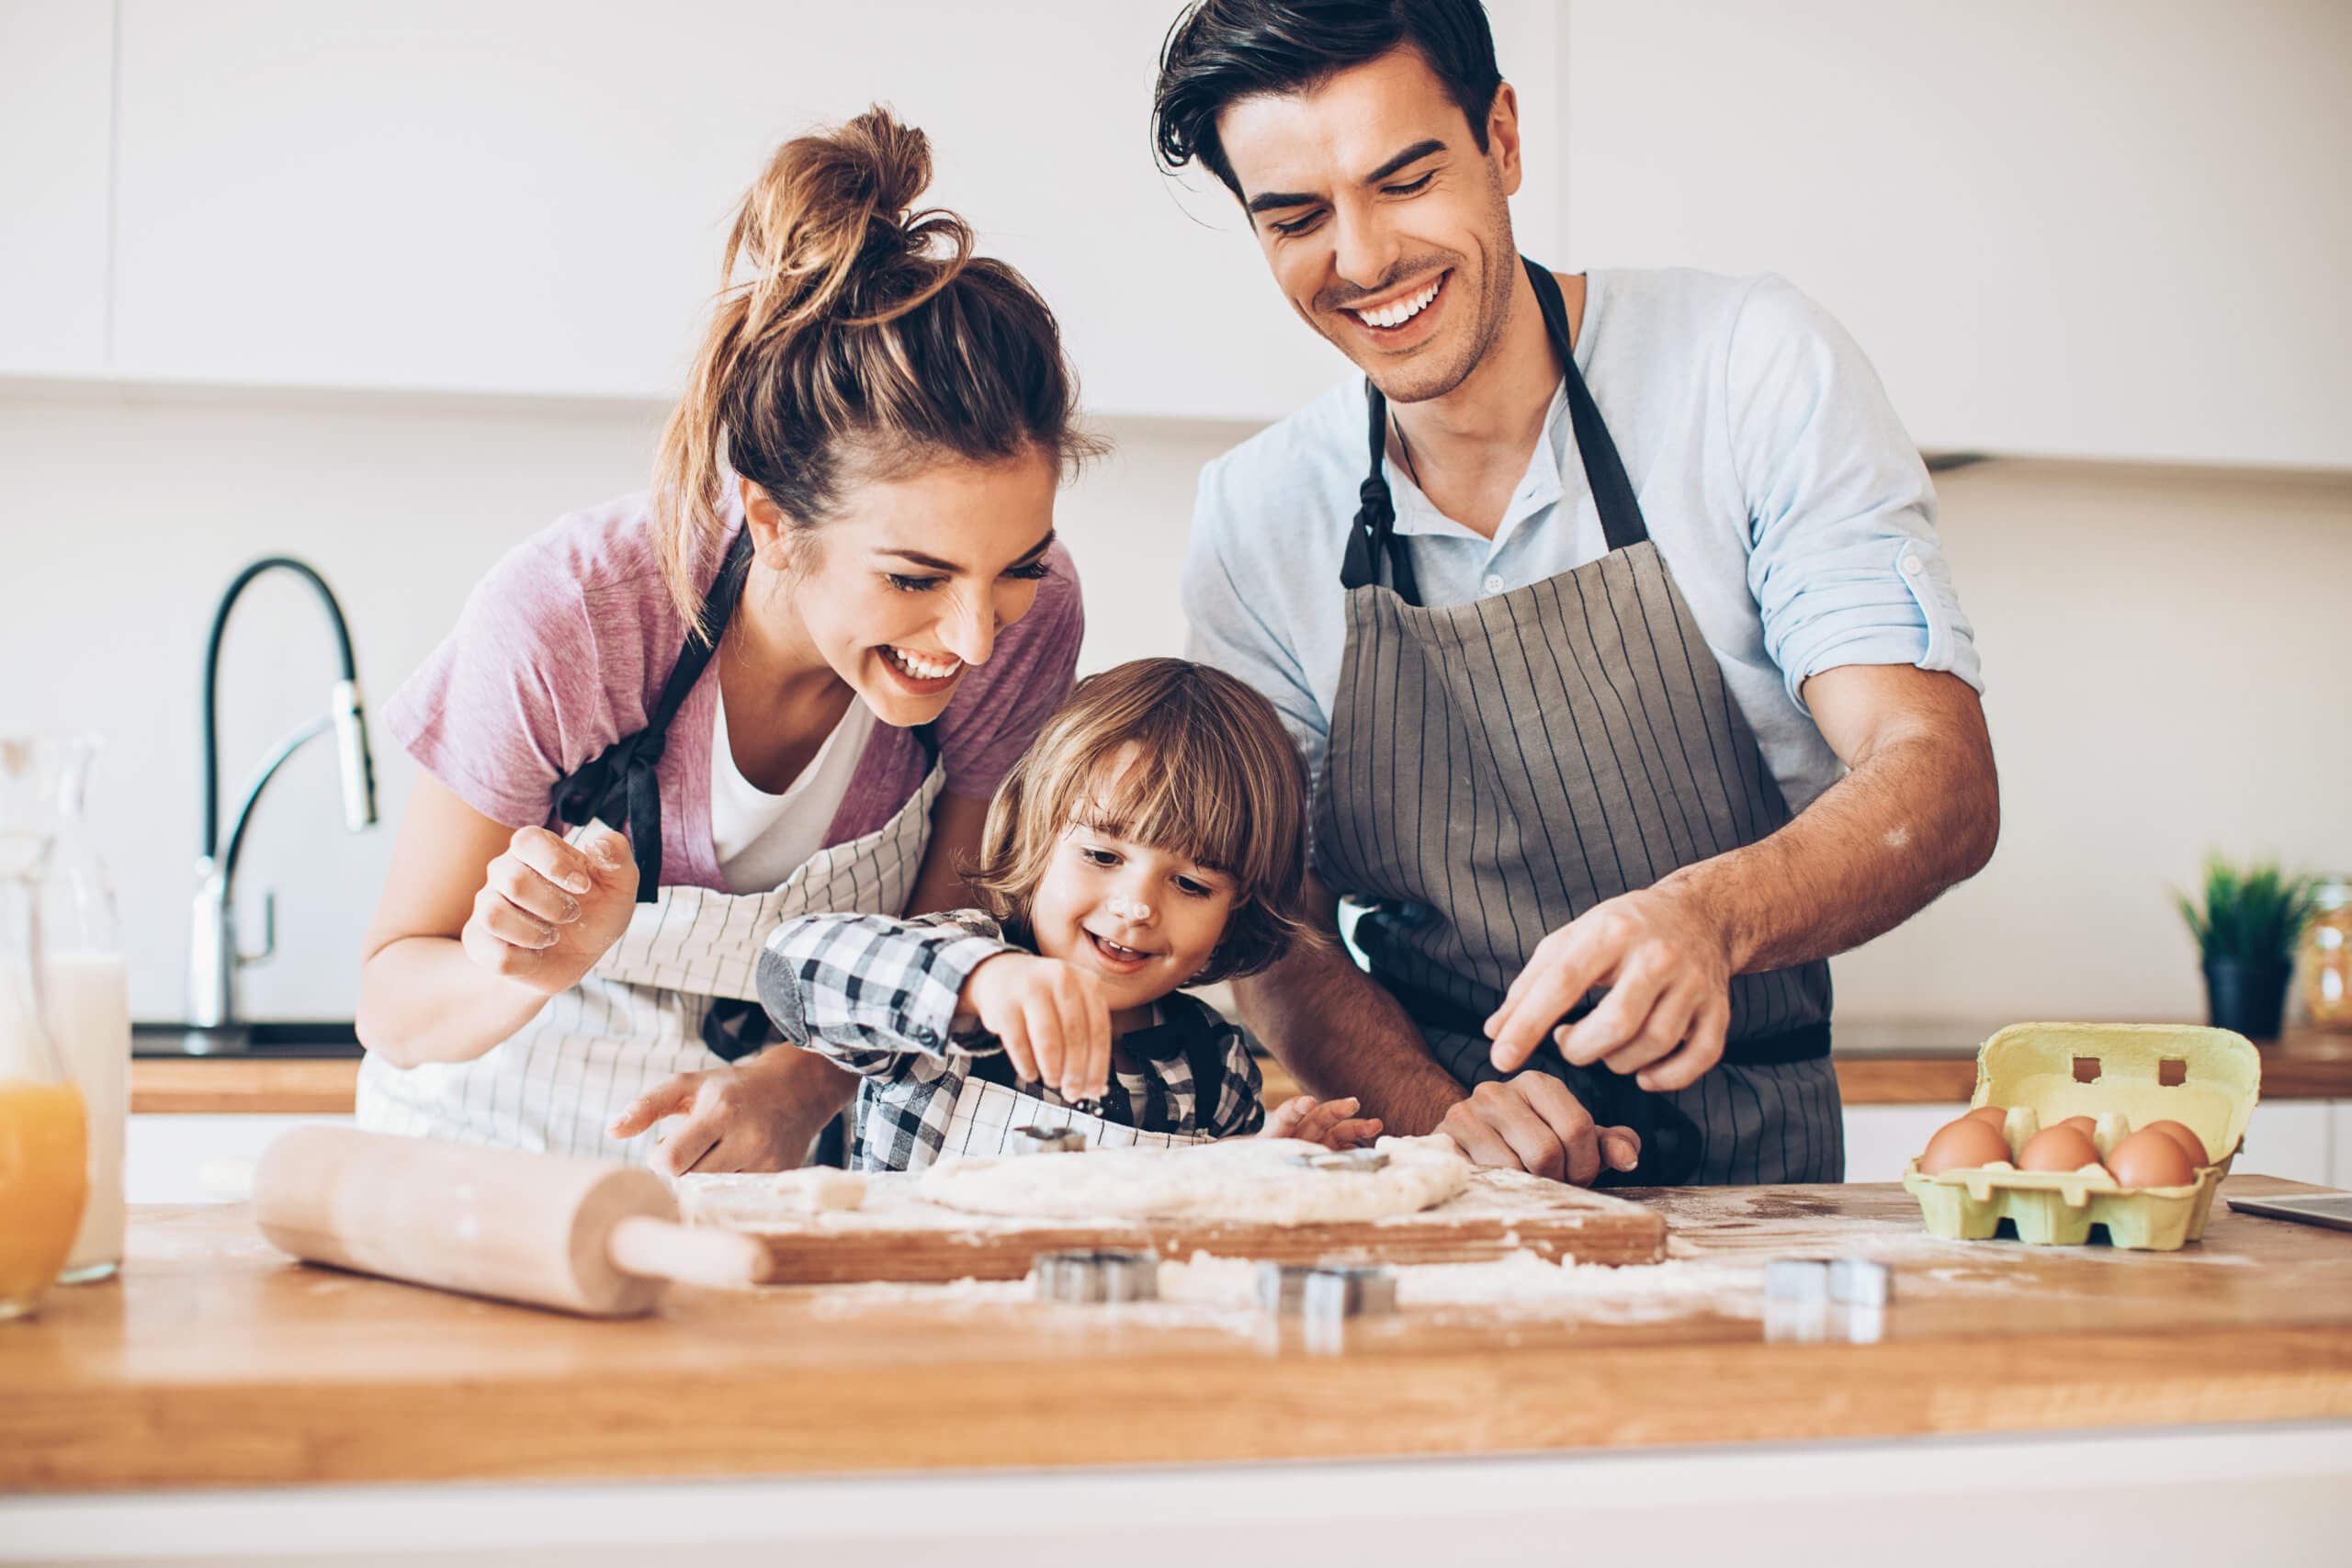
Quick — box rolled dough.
[918,1134,1470,1224]
[674,1168,866,1227]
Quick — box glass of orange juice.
[0,801,88,1320]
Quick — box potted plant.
[2176,854,2319,1040]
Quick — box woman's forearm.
[356,935,552,1067]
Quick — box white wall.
[2,381,2346,1026]
[1830,457,2352,1021]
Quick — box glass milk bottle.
[0,792,88,1319]
[4,736,126,1283]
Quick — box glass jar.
[2,736,121,1284]
[2301,876,2352,1032]
[0,761,89,1320]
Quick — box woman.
[354,107,1096,1176]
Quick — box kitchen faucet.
[187,557,379,1029]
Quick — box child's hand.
[1261,1094,1383,1150]
[959,953,1112,1103]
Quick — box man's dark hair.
[1153,0,1504,197]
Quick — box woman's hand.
[958,953,1111,1103]
[460,822,640,996]
[607,1046,856,1178]
[1261,1094,1382,1150]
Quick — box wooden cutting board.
[678,1167,1668,1283]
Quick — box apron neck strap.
[552,525,754,901]
[1339,257,1652,597]
[1526,260,1649,553]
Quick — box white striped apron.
[934,1077,1204,1159]
[356,759,945,1163]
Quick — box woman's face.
[741,447,1060,728]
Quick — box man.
[1156,0,1999,1186]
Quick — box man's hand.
[959,953,1112,1103]
[1482,885,1733,1093]
[1261,1094,1383,1150]
[607,1047,851,1179]
[1436,1076,1641,1186]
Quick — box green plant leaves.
[2175,852,2319,963]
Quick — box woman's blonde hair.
[966,659,1318,986]
[653,107,1103,634]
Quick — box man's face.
[1216,48,1522,405]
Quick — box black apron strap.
[551,527,755,902]
[1523,260,1649,552]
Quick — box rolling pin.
[253,1125,767,1318]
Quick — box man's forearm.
[1665,671,1999,976]
[1233,936,1465,1136]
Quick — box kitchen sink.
[132,1020,362,1058]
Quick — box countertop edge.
[10,1324,2352,1493]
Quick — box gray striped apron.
[1311,258,1842,1187]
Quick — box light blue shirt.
[1182,267,1982,814]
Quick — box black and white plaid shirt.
[757,909,1266,1172]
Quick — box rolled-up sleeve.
[1727,276,1983,711]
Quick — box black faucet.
[188,557,378,1027]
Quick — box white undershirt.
[709,691,876,895]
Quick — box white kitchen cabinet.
[2335,1100,2352,1189]
[1565,0,2352,468]
[1839,1102,1959,1184]
[126,1112,350,1204]
[0,0,114,375]
[104,0,1559,418]
[2241,1100,2334,1187]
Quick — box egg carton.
[1899,1022,2260,1250]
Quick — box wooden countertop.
[132,1026,2352,1116]
[6,1175,2352,1494]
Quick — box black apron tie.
[553,527,755,902]
[1340,368,1421,604]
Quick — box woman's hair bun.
[729,104,971,339]
[653,105,1097,638]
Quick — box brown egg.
[1963,1105,2007,1127]
[2106,1128,2198,1189]
[2140,1119,2211,1166]
[1919,1114,2013,1174]
[2054,1115,2097,1135]
[2018,1125,2104,1173]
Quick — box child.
[757,658,1378,1172]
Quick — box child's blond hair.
[965,659,1317,985]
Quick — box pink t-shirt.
[383,490,1084,893]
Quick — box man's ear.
[1487,81,1524,199]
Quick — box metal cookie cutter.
[1033,1247,1159,1303]
[1298,1263,1398,1320]
[1255,1260,1320,1314]
[1289,1147,1389,1174]
[1011,1125,1086,1155]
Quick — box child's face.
[1027,818,1238,1027]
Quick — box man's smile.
[1334,269,1451,346]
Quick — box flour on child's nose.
[1108,895,1152,922]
